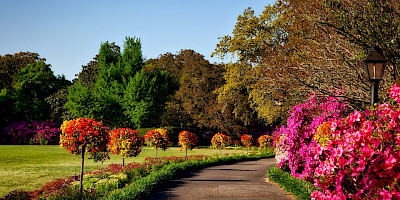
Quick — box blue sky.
[0,0,275,80]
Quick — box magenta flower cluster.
[2,121,60,144]
[275,83,400,199]
[274,93,349,181]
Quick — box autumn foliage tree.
[211,133,231,156]
[59,117,110,192]
[156,50,225,130]
[108,128,143,166]
[144,129,170,159]
[178,130,198,160]
[213,0,400,124]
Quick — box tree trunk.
[185,149,188,161]
[123,157,125,166]
[156,148,158,160]
[79,145,85,193]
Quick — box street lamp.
[364,47,388,105]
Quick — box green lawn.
[0,145,249,197]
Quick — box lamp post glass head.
[364,47,388,105]
[364,47,388,81]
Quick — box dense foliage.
[273,83,400,199]
[108,128,144,158]
[274,93,349,181]
[144,129,170,151]
[60,118,110,162]
[211,133,231,149]
[0,53,71,135]
[258,135,272,148]
[178,130,198,150]
[66,37,177,129]
[1,121,60,145]
[240,134,253,148]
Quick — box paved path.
[150,158,293,200]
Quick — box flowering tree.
[241,134,253,153]
[60,117,110,192]
[258,135,272,150]
[178,130,198,160]
[144,128,170,159]
[211,133,231,156]
[310,83,400,199]
[108,128,143,166]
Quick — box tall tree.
[157,50,226,132]
[67,37,176,128]
[123,67,177,128]
[13,61,69,122]
[0,52,45,90]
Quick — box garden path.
[150,158,293,200]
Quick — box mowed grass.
[0,145,249,197]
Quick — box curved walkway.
[150,158,293,200]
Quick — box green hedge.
[106,152,275,200]
[267,166,320,200]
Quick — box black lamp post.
[364,47,388,105]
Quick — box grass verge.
[267,166,320,200]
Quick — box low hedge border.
[267,166,320,200]
[106,151,275,200]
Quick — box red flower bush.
[144,129,170,151]
[211,133,231,149]
[108,128,143,159]
[241,134,254,148]
[178,130,198,150]
[258,135,272,149]
[60,118,110,162]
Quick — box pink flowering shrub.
[2,121,60,144]
[311,84,400,199]
[273,93,349,181]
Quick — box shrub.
[144,129,170,159]
[108,128,144,165]
[211,133,231,149]
[30,121,61,145]
[311,84,400,199]
[240,134,254,148]
[1,121,60,145]
[273,93,349,181]
[178,130,198,160]
[2,121,34,144]
[258,135,272,149]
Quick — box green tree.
[123,68,177,128]
[0,52,45,90]
[92,37,143,127]
[9,61,70,122]
[65,82,96,119]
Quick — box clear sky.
[0,0,275,81]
